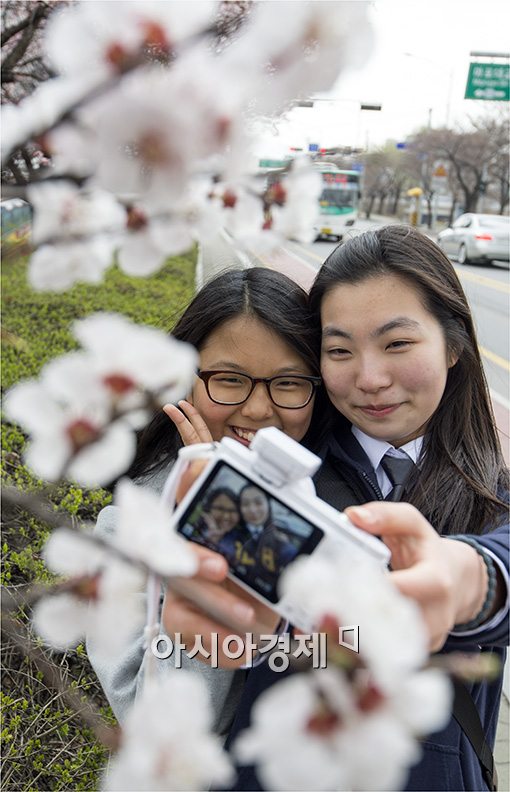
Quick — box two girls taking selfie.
[89,225,508,791]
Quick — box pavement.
[199,230,509,791]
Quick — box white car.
[437,213,509,265]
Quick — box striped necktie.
[380,453,416,502]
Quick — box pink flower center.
[306,706,341,736]
[222,189,237,209]
[66,419,100,452]
[140,21,172,59]
[357,682,386,714]
[216,116,231,145]
[71,572,102,602]
[126,206,148,231]
[105,41,131,71]
[138,131,171,166]
[103,373,136,395]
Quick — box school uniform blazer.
[224,421,509,792]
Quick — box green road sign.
[465,62,509,101]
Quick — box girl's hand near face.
[201,512,224,543]
[162,544,280,669]
[163,400,214,446]
[345,502,497,653]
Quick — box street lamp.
[357,102,382,150]
[403,52,454,128]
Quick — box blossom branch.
[1,609,120,749]
[1,21,223,168]
[1,485,254,635]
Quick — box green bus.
[314,163,361,241]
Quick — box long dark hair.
[309,225,508,535]
[128,267,330,479]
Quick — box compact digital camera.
[166,427,390,631]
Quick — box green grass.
[1,246,197,790]
[2,248,196,391]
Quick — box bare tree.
[361,144,410,219]
[473,110,510,215]
[1,1,64,184]
[411,126,500,215]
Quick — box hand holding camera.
[163,428,390,645]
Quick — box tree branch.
[1,4,51,48]
[1,5,50,81]
[1,485,253,635]
[1,611,120,749]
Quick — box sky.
[254,0,510,156]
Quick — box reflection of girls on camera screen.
[236,485,299,578]
[186,487,249,564]
[190,487,239,540]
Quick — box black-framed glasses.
[197,370,321,409]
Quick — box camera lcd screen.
[177,461,324,604]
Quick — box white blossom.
[234,666,451,791]
[271,158,322,243]
[33,592,93,650]
[221,189,266,241]
[33,479,197,656]
[80,49,242,211]
[33,527,145,653]
[3,354,136,485]
[28,181,125,246]
[73,313,198,409]
[48,123,99,178]
[45,1,215,79]
[26,182,124,291]
[43,527,107,577]
[117,217,194,278]
[235,669,355,791]
[33,559,145,655]
[281,551,429,692]
[3,314,196,483]
[114,479,198,578]
[0,74,99,163]
[103,674,234,791]
[222,2,373,115]
[28,240,115,292]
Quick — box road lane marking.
[453,266,510,295]
[293,248,510,294]
[286,244,324,264]
[479,346,510,372]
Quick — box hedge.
[1,245,196,790]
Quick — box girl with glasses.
[181,486,244,562]
[88,266,332,732]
